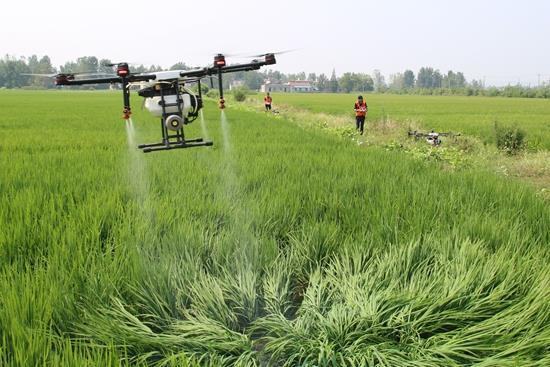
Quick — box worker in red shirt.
[264,92,273,111]
[354,95,368,135]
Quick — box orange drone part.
[122,108,132,120]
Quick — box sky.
[2,0,549,86]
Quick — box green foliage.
[0,56,31,88]
[403,70,415,89]
[0,90,548,365]
[494,122,526,155]
[169,62,190,71]
[190,83,209,95]
[231,86,249,102]
[206,89,219,98]
[329,69,338,93]
[338,72,374,93]
[2,54,550,100]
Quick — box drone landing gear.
[138,117,212,153]
[138,85,212,153]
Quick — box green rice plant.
[0,90,548,365]
[494,122,526,154]
[260,92,550,149]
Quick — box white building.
[260,80,289,93]
[261,80,316,93]
[287,80,315,92]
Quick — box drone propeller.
[21,71,104,78]
[101,61,144,67]
[211,52,249,58]
[21,73,58,77]
[102,62,126,67]
[245,49,298,58]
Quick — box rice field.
[263,93,550,150]
[0,90,549,366]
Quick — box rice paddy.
[263,93,550,150]
[0,90,549,366]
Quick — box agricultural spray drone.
[33,53,277,152]
[407,130,461,146]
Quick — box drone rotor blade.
[102,61,142,67]
[75,72,115,78]
[246,49,299,58]
[21,73,57,77]
[212,52,247,58]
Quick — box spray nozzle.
[218,98,225,109]
[122,107,132,120]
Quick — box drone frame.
[407,130,461,146]
[137,80,212,153]
[53,54,277,153]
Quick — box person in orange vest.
[264,92,273,111]
[354,95,368,135]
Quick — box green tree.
[132,64,148,74]
[148,65,163,72]
[267,70,283,82]
[98,59,114,75]
[24,55,55,88]
[329,69,338,93]
[27,55,39,73]
[339,72,355,93]
[0,55,30,88]
[35,56,55,88]
[75,56,99,74]
[356,73,374,92]
[403,70,415,89]
[416,67,434,88]
[338,72,373,93]
[170,62,190,71]
[317,73,328,92]
[243,71,264,90]
[389,73,404,91]
[455,72,466,88]
[433,70,443,89]
[60,60,77,74]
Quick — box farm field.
[263,93,550,149]
[1,90,549,366]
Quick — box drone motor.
[165,115,184,131]
[214,54,226,67]
[116,63,130,77]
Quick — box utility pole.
[537,74,541,87]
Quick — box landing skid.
[138,138,213,153]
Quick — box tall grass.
[0,90,548,365]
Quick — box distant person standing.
[264,92,273,111]
[354,95,368,135]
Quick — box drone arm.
[56,74,157,86]
[56,77,121,86]
[178,56,276,78]
[178,55,276,109]
[57,74,157,119]
[218,62,262,74]
[179,68,212,78]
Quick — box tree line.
[1,54,549,99]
